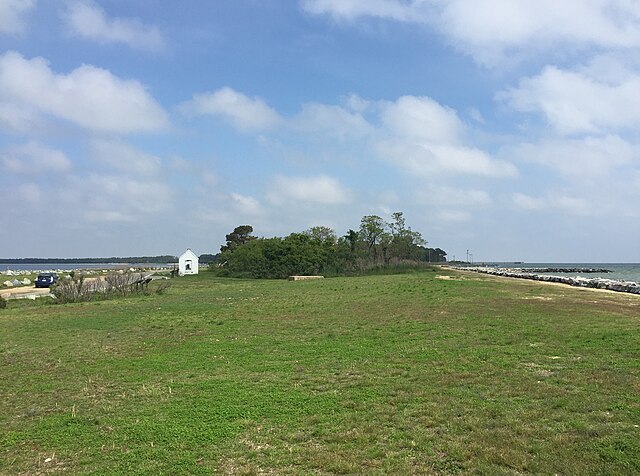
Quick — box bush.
[51,273,103,304]
[154,280,171,295]
[51,271,169,304]
[0,295,7,309]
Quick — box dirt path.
[0,286,52,299]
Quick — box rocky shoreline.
[449,266,640,295]
[502,267,612,274]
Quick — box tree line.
[213,212,446,279]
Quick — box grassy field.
[1,268,639,474]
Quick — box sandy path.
[0,286,52,299]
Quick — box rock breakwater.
[508,267,612,274]
[450,266,640,295]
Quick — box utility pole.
[466,249,470,263]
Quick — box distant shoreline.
[1,263,176,273]
[0,256,177,265]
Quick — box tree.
[344,229,359,253]
[359,215,386,263]
[433,248,447,262]
[389,211,426,260]
[214,212,446,278]
[199,253,219,264]
[304,226,337,244]
[220,225,256,253]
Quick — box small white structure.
[178,249,199,276]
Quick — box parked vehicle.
[35,273,58,288]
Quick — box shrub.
[154,280,172,295]
[0,295,7,309]
[51,273,99,304]
[51,271,166,304]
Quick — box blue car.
[35,273,58,288]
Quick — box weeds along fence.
[51,271,170,304]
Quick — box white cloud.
[0,0,34,35]
[344,94,371,113]
[1,142,72,174]
[381,95,463,144]
[512,192,542,211]
[301,0,418,22]
[512,192,590,215]
[294,102,373,141]
[500,64,640,135]
[70,174,175,222]
[436,210,471,222]
[417,185,492,207]
[376,95,517,177]
[229,193,263,216]
[268,175,351,205]
[182,87,516,183]
[507,135,636,180]
[182,87,282,131]
[63,0,164,51]
[303,0,640,66]
[182,87,514,180]
[0,51,169,134]
[377,140,516,178]
[0,103,43,133]
[415,185,491,226]
[435,0,640,65]
[424,144,516,177]
[91,139,163,176]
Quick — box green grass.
[1,269,639,474]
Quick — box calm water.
[489,263,640,283]
[0,263,174,272]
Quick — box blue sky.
[1,0,639,262]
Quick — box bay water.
[490,263,640,283]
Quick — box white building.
[178,249,199,276]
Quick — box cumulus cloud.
[293,103,373,140]
[301,0,419,22]
[0,51,169,134]
[229,193,263,216]
[381,95,463,144]
[500,64,640,135]
[507,135,636,180]
[63,0,164,51]
[0,0,35,34]
[376,95,516,177]
[435,210,472,222]
[303,0,640,65]
[69,174,175,222]
[414,185,491,226]
[379,142,517,178]
[416,185,492,207]
[268,175,351,205]
[181,87,282,131]
[181,87,516,181]
[1,142,72,174]
[512,192,591,216]
[435,0,640,65]
[91,139,163,176]
[0,103,43,133]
